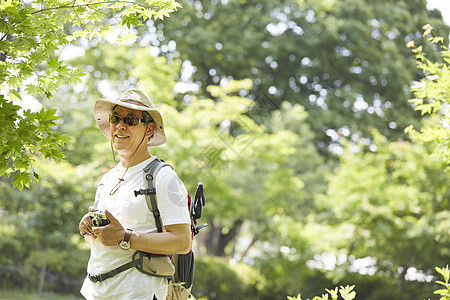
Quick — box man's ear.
[146,123,156,137]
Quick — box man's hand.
[79,207,95,236]
[92,210,125,247]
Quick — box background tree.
[313,129,450,299]
[406,24,450,169]
[0,159,99,296]
[155,0,449,154]
[0,0,181,190]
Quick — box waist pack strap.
[88,252,173,283]
[88,259,138,283]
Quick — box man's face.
[109,106,149,155]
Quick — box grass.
[0,289,84,300]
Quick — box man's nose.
[116,119,128,128]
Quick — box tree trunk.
[203,220,243,257]
[38,259,47,297]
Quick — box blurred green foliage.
[0,159,98,294]
[157,0,449,154]
[0,0,181,190]
[192,256,264,299]
[405,24,450,169]
[287,265,450,300]
[0,0,449,299]
[0,289,82,300]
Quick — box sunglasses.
[109,114,146,126]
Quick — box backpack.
[135,158,207,299]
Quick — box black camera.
[89,210,110,227]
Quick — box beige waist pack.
[133,251,175,278]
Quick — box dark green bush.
[192,256,265,299]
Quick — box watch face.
[119,229,132,250]
[119,240,130,250]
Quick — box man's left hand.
[92,210,125,247]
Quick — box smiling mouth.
[115,134,129,139]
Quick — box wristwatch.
[118,229,132,250]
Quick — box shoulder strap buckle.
[134,188,156,197]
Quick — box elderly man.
[79,89,191,300]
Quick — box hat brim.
[93,99,166,147]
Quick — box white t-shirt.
[80,157,190,300]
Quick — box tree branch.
[239,234,258,263]
[1,33,9,41]
[31,1,149,15]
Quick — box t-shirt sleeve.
[155,167,191,226]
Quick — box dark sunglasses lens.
[109,114,141,126]
[109,114,120,124]
[124,116,140,126]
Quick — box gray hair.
[142,111,155,124]
[143,111,155,140]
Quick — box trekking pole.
[192,182,207,235]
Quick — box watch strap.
[123,228,132,243]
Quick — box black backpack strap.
[134,158,173,233]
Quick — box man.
[79,89,191,299]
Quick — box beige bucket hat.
[93,89,166,147]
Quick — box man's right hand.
[79,206,95,236]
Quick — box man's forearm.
[129,223,191,255]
